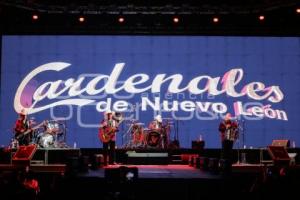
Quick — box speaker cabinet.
[12,144,37,166]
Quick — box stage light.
[259,15,265,21]
[173,17,179,23]
[296,8,300,13]
[78,16,85,23]
[118,17,125,23]
[32,14,39,20]
[213,17,219,23]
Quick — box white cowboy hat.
[155,115,162,123]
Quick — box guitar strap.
[23,119,29,129]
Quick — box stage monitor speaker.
[12,144,37,166]
[267,145,290,166]
[271,139,290,148]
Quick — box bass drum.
[38,133,54,148]
[145,131,161,148]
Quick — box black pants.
[16,135,31,146]
[221,140,234,174]
[103,141,116,165]
[221,140,234,163]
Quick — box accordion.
[224,127,238,141]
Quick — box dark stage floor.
[82,164,221,179]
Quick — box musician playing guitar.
[14,109,32,145]
[98,110,120,165]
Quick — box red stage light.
[118,17,125,23]
[173,17,179,23]
[259,15,265,21]
[296,8,300,13]
[79,16,85,22]
[32,14,39,20]
[213,17,219,23]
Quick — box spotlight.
[296,8,300,13]
[173,17,179,23]
[259,15,265,21]
[213,17,219,23]
[118,17,125,23]
[32,14,39,20]
[78,16,85,22]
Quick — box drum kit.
[13,118,67,148]
[123,118,173,149]
[36,120,67,148]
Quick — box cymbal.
[51,118,66,122]
[165,122,174,124]
[134,123,144,125]
[124,119,138,122]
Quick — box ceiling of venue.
[1,0,300,35]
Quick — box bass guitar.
[15,121,44,140]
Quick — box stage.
[1,147,300,199]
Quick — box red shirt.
[14,119,29,135]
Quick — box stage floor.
[82,164,221,179]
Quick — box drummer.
[132,123,144,147]
[43,120,56,135]
[36,120,56,148]
[148,115,163,131]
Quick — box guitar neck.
[16,121,44,138]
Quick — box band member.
[148,115,167,148]
[132,123,144,147]
[36,120,55,148]
[218,113,238,163]
[148,115,163,130]
[98,111,119,165]
[14,109,32,145]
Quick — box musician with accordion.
[218,113,239,164]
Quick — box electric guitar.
[98,126,118,143]
[15,121,44,141]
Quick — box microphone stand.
[236,138,240,165]
[236,119,245,165]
